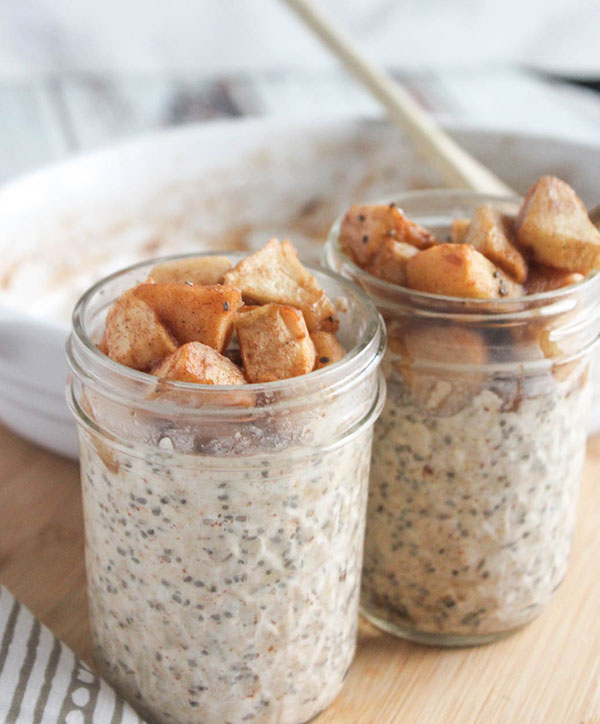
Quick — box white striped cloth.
[0,586,146,724]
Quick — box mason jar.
[66,253,385,724]
[324,190,600,646]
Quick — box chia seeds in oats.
[324,187,600,645]
[361,367,590,640]
[82,430,373,724]
[67,254,385,724]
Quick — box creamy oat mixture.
[80,427,373,724]
[361,365,590,639]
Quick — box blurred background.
[1,0,600,184]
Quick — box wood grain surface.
[1,421,599,724]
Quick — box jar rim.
[66,370,386,469]
[325,189,600,315]
[69,250,384,399]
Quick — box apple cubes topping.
[224,239,338,332]
[98,240,343,385]
[152,342,246,385]
[339,176,600,299]
[235,304,316,383]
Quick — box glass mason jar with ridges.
[325,190,600,646]
[66,253,385,723]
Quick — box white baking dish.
[1,117,599,457]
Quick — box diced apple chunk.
[388,324,488,415]
[133,283,242,352]
[497,270,524,298]
[405,243,521,299]
[310,331,344,369]
[515,175,600,273]
[367,238,419,286]
[395,325,488,371]
[464,204,528,282]
[235,304,316,382]
[224,239,337,331]
[152,342,246,384]
[339,203,436,268]
[450,218,470,244]
[102,292,177,371]
[525,264,583,294]
[149,256,231,286]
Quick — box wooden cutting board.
[1,422,599,724]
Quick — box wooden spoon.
[280,0,515,195]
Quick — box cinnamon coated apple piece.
[450,218,470,244]
[310,331,344,370]
[224,239,338,332]
[406,243,523,299]
[367,238,419,286]
[133,282,242,352]
[525,265,583,294]
[235,303,316,382]
[152,342,246,385]
[149,256,231,286]
[339,203,436,268]
[464,204,528,282]
[388,323,488,415]
[515,175,600,274]
[102,292,177,371]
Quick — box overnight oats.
[325,176,600,645]
[66,242,385,723]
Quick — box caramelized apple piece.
[497,270,524,298]
[464,204,528,282]
[149,256,231,286]
[103,292,177,371]
[516,175,600,273]
[450,218,470,244]
[235,304,316,382]
[367,239,419,286]
[310,331,344,369]
[339,203,436,268]
[133,283,242,352]
[525,264,583,294]
[152,342,246,385]
[406,243,522,299]
[224,239,337,332]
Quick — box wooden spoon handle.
[281,0,515,195]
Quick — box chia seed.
[361,360,589,639]
[80,425,373,724]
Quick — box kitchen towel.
[0,586,145,724]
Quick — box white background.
[0,0,599,77]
